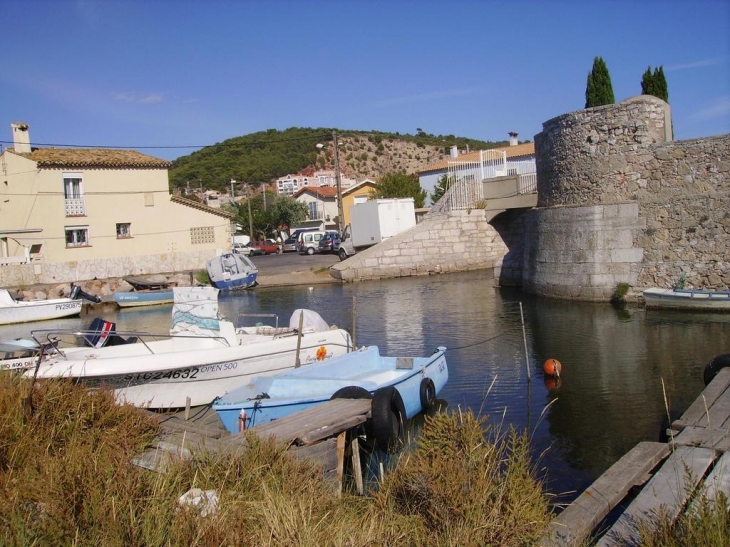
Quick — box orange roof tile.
[170,195,235,219]
[14,148,171,169]
[419,142,535,174]
[293,186,339,199]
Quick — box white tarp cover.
[170,287,221,337]
[288,309,330,332]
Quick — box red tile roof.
[12,148,171,169]
[293,186,339,199]
[419,142,535,174]
[170,195,235,219]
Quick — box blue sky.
[2,0,729,161]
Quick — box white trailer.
[338,198,416,260]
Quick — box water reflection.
[2,270,727,502]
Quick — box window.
[65,226,89,247]
[64,174,83,199]
[116,223,131,238]
[63,172,86,216]
[190,226,215,244]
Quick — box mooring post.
[352,296,357,349]
[295,310,304,367]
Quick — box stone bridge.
[332,96,729,301]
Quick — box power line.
[0,131,334,151]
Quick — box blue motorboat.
[206,252,258,291]
[114,288,174,308]
[213,345,448,438]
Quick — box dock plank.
[538,442,670,547]
[596,446,716,547]
[672,368,730,431]
[694,451,730,511]
[673,426,730,452]
[252,399,371,445]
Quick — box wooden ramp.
[539,367,730,547]
[133,398,373,495]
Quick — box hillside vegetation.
[168,127,512,193]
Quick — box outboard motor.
[70,284,101,303]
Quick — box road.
[248,250,340,278]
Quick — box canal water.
[3,269,728,503]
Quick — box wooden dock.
[134,398,373,495]
[539,367,730,546]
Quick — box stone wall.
[0,248,215,288]
[529,95,729,297]
[330,209,507,281]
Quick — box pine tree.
[585,57,615,108]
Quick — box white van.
[296,230,326,255]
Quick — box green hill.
[168,127,512,193]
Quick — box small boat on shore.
[213,345,448,435]
[26,287,352,409]
[206,253,258,291]
[0,286,96,326]
[643,287,730,312]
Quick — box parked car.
[232,242,251,256]
[318,231,341,254]
[257,239,281,255]
[282,237,297,252]
[246,241,264,256]
[296,230,327,255]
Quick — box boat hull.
[213,346,448,432]
[643,288,730,312]
[114,289,174,308]
[26,328,352,409]
[0,290,83,326]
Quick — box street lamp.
[316,130,344,232]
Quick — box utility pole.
[246,183,254,240]
[333,130,344,231]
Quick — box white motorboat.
[643,287,730,312]
[207,253,258,291]
[25,287,353,409]
[0,288,83,326]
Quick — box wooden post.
[336,431,347,496]
[519,302,531,381]
[352,296,357,349]
[184,396,191,421]
[295,311,304,367]
[351,436,363,495]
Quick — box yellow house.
[0,122,233,286]
[341,179,378,226]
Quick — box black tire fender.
[330,386,373,400]
[703,353,730,386]
[371,386,406,453]
[338,249,348,261]
[419,377,437,410]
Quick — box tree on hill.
[585,57,615,108]
[430,174,453,204]
[641,65,669,102]
[371,171,427,208]
[229,193,307,240]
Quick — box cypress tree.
[641,66,654,95]
[585,57,615,108]
[654,66,668,102]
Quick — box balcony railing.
[65,198,86,216]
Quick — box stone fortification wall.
[528,95,729,298]
[0,248,215,288]
[535,95,672,208]
[330,210,507,282]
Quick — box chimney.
[509,132,518,147]
[450,145,458,158]
[11,122,31,153]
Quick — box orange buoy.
[544,377,562,391]
[543,358,562,378]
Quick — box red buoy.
[543,358,562,378]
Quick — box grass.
[1,375,726,546]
